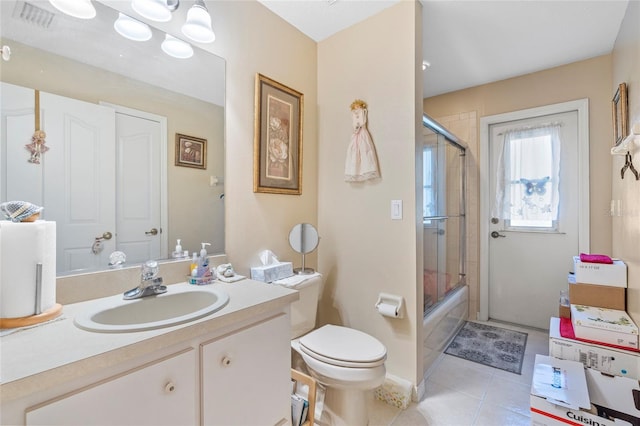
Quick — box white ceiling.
[257,0,630,98]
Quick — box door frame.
[101,102,169,260]
[478,99,590,322]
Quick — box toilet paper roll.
[0,221,56,318]
[376,302,399,318]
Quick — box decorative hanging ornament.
[25,89,49,164]
[26,129,48,164]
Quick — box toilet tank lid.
[300,324,386,363]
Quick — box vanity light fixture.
[114,13,152,42]
[48,0,96,19]
[181,0,215,43]
[131,0,177,23]
[161,34,193,59]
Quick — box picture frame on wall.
[612,82,628,147]
[175,133,207,169]
[253,73,304,195]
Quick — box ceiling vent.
[13,1,56,29]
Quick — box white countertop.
[0,279,298,402]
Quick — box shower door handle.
[491,231,506,239]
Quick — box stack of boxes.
[531,255,640,426]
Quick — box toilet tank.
[288,275,322,339]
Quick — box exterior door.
[487,109,581,329]
[114,111,162,264]
[41,92,116,273]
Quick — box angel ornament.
[25,130,49,164]
[345,100,380,182]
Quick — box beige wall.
[612,0,640,323]
[424,55,614,319]
[317,1,422,385]
[206,1,319,274]
[0,41,224,255]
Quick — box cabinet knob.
[164,382,176,393]
[221,356,232,366]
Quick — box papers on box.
[573,256,627,287]
[549,317,640,379]
[570,305,639,350]
[530,355,616,426]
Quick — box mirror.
[0,0,225,275]
[288,223,319,275]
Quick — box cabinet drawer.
[201,313,291,425]
[26,349,197,426]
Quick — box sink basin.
[74,286,229,333]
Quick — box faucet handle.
[141,260,159,280]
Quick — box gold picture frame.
[253,73,303,195]
[175,133,207,169]
[612,82,628,146]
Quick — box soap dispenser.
[173,239,183,258]
[200,242,211,258]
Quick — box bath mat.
[444,321,528,374]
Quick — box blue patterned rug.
[444,321,528,374]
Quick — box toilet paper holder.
[375,293,404,319]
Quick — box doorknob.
[145,228,159,236]
[491,217,499,224]
[491,231,506,239]
[101,231,112,240]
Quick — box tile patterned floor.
[368,321,549,426]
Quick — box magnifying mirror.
[288,223,319,275]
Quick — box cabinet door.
[202,313,291,425]
[26,349,197,425]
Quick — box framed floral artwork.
[253,73,303,195]
[175,133,207,169]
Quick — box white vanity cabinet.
[26,349,197,425]
[201,313,291,425]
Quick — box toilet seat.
[299,325,387,368]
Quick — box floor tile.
[416,381,482,426]
[427,355,494,399]
[482,375,532,417]
[368,396,401,426]
[473,401,530,426]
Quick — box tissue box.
[250,262,294,283]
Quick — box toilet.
[287,275,387,426]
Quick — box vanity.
[0,279,298,425]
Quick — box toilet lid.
[299,325,387,368]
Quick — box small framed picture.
[612,82,628,147]
[175,133,207,169]
[253,73,303,195]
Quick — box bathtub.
[419,285,468,395]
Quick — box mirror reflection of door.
[1,83,164,273]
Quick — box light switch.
[391,200,402,220]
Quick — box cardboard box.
[571,305,639,350]
[250,262,294,283]
[530,355,608,425]
[569,282,626,310]
[549,317,640,379]
[559,304,571,319]
[573,256,627,287]
[584,367,640,425]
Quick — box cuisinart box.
[530,355,612,426]
[571,305,639,350]
[573,256,627,287]
[549,317,640,379]
[584,367,640,425]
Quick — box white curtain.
[492,124,561,222]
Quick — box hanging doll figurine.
[25,130,49,164]
[345,99,381,182]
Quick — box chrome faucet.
[123,260,167,300]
